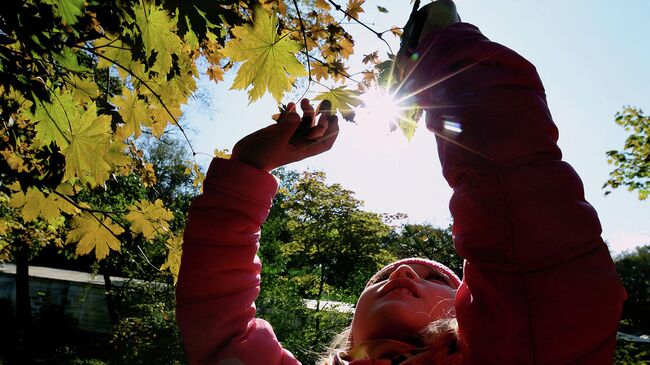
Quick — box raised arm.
[176,101,338,364]
[405,22,626,363]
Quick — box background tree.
[614,245,650,333]
[604,107,650,200]
[255,169,397,363]
[383,223,463,277]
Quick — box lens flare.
[357,87,402,129]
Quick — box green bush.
[614,341,649,364]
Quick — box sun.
[357,87,402,130]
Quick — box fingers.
[305,114,339,154]
[276,102,301,143]
[300,98,315,127]
[307,100,333,140]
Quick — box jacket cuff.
[203,158,279,206]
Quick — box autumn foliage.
[0,0,405,281]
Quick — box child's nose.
[389,265,419,280]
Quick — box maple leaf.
[64,74,100,101]
[390,26,403,37]
[362,70,376,85]
[1,150,30,173]
[311,61,330,82]
[207,66,225,82]
[67,212,124,260]
[9,188,79,223]
[346,0,365,20]
[126,199,173,239]
[314,0,331,11]
[94,36,133,79]
[135,1,182,74]
[112,88,150,140]
[161,234,183,284]
[339,37,354,59]
[397,104,423,141]
[49,0,84,25]
[221,6,307,103]
[314,86,363,122]
[61,104,114,186]
[362,51,379,65]
[32,90,76,149]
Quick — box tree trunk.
[102,269,120,325]
[312,261,326,347]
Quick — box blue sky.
[181,0,650,254]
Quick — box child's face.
[351,264,456,343]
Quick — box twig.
[324,0,394,54]
[291,0,312,102]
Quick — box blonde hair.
[318,318,464,365]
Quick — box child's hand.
[231,99,339,172]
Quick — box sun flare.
[357,87,402,129]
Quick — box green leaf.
[53,47,88,72]
[221,6,307,103]
[377,6,389,13]
[314,86,363,122]
[135,1,182,74]
[32,90,76,149]
[397,103,423,141]
[50,0,84,25]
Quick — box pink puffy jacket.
[176,23,626,364]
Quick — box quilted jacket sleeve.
[176,158,300,365]
[409,23,626,364]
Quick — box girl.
[176,1,626,364]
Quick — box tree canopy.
[0,0,404,280]
[604,107,650,200]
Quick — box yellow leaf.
[112,89,149,140]
[67,212,124,260]
[0,218,8,236]
[314,0,331,11]
[126,199,173,239]
[314,86,363,122]
[64,74,100,101]
[390,26,403,37]
[161,234,183,284]
[221,6,307,103]
[339,37,354,59]
[61,103,114,186]
[346,0,365,20]
[207,66,225,82]
[94,36,133,79]
[311,61,330,82]
[9,188,80,223]
[135,1,182,74]
[0,150,29,173]
[214,149,231,159]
